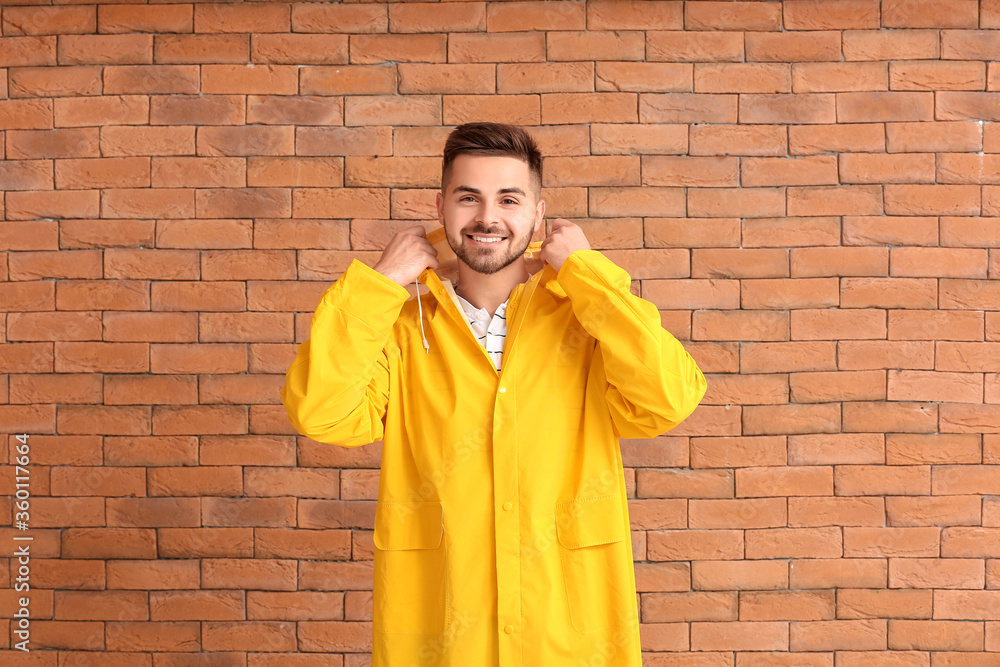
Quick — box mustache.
[464,224,507,237]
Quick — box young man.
[282,123,706,667]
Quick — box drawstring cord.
[415,276,430,354]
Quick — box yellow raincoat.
[282,249,706,666]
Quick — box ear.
[532,198,546,234]
[436,190,445,227]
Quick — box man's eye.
[502,198,518,205]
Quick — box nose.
[476,200,501,225]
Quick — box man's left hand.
[540,218,591,272]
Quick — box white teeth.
[472,236,503,243]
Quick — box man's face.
[437,154,544,275]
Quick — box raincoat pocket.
[556,493,638,634]
[373,500,450,635]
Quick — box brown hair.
[441,122,543,196]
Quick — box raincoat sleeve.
[555,249,707,439]
[281,258,410,447]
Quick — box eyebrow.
[453,185,527,197]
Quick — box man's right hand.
[372,225,439,287]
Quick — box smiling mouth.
[468,235,506,244]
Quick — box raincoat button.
[502,501,513,511]
[504,624,515,634]
[498,387,506,393]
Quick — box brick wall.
[2,0,1000,664]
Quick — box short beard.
[447,224,532,275]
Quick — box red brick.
[887,433,982,464]
[703,374,788,407]
[202,558,297,591]
[52,590,146,622]
[55,342,148,373]
[844,401,938,433]
[7,312,101,342]
[785,0,881,30]
[194,3,288,33]
[743,155,838,187]
[693,561,789,591]
[6,190,99,220]
[105,621,200,652]
[150,467,239,500]
[147,590,244,623]
[737,466,834,498]
[939,155,1000,185]
[59,219,155,249]
[790,559,888,589]
[642,156,736,187]
[742,278,840,310]
[57,405,150,436]
[56,33,150,66]
[548,31,643,62]
[448,32,545,63]
[61,529,156,560]
[155,528,253,559]
[891,559,985,589]
[691,621,788,651]
[149,157,244,189]
[891,60,986,91]
[642,591,737,623]
[790,370,886,403]
[888,495,982,528]
[150,94,245,126]
[744,403,840,436]
[788,434,884,466]
[844,29,940,61]
[685,1,780,30]
[740,591,835,623]
[587,1,681,29]
[790,620,887,651]
[884,184,981,215]
[889,310,983,341]
[843,215,939,246]
[840,153,935,184]
[384,63,491,96]
[789,497,885,528]
[154,34,248,65]
[883,0,978,28]
[888,121,982,153]
[50,466,145,497]
[291,3,386,33]
[788,185,883,216]
[104,436,198,467]
[350,34,446,65]
[838,589,933,619]
[486,1,584,31]
[646,31,744,63]
[197,126,294,157]
[741,341,837,374]
[3,6,96,35]
[942,529,1000,559]
[98,5,191,33]
[792,62,888,93]
[152,405,247,436]
[746,31,841,62]
[840,278,937,309]
[690,124,786,156]
[938,92,1000,122]
[689,188,784,219]
[790,123,886,155]
[941,280,1000,310]
[596,62,692,92]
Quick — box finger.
[401,225,428,238]
[549,218,572,231]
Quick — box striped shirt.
[455,294,508,373]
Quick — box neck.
[455,259,531,317]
